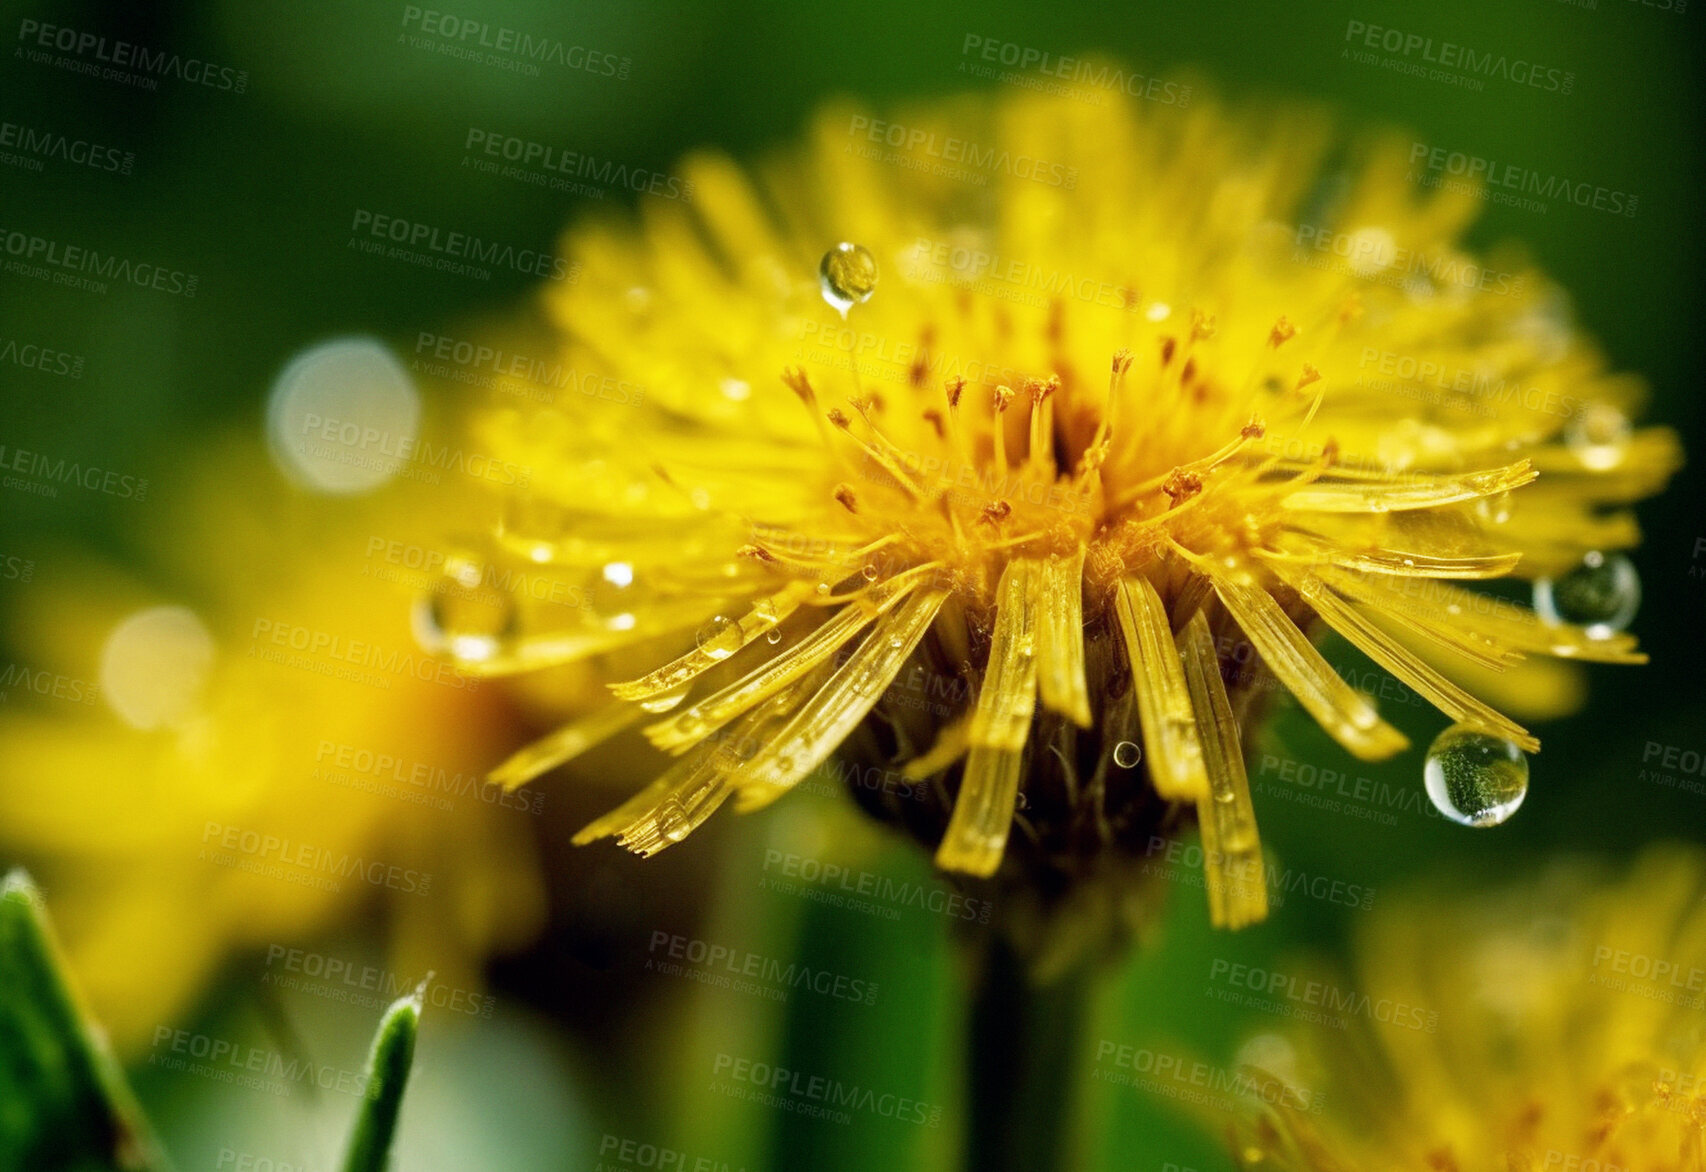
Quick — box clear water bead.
[1533,551,1640,638]
[1113,740,1143,769]
[819,242,878,315]
[1423,724,1529,827]
[695,615,744,660]
[1566,403,1630,471]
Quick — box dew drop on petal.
[860,563,879,582]
[266,337,418,494]
[1533,551,1639,638]
[656,798,691,843]
[765,629,784,645]
[589,562,640,630]
[1113,740,1142,769]
[1424,724,1528,827]
[638,681,690,714]
[819,242,878,316]
[696,615,744,660]
[100,606,215,729]
[1566,402,1631,471]
[416,552,520,663]
[1475,490,1513,526]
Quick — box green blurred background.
[2,0,1702,1168]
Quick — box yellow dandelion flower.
[433,89,1678,947]
[1226,844,1706,1171]
[0,436,545,1050]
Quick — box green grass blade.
[338,981,423,1172]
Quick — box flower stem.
[963,935,1094,1172]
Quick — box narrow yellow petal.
[1178,611,1268,929]
[1276,566,1538,751]
[489,702,646,790]
[1304,564,1519,673]
[608,581,816,703]
[731,589,949,811]
[1113,575,1209,802]
[1281,460,1535,514]
[1213,576,1409,760]
[937,559,1041,877]
[1036,549,1093,728]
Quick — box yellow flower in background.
[1229,844,1706,1170]
[0,433,545,1052]
[427,88,1677,947]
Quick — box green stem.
[963,936,1094,1172]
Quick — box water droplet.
[819,242,878,316]
[1423,724,1528,827]
[719,377,751,402]
[696,615,744,660]
[765,629,784,645]
[638,681,690,713]
[1475,490,1513,525]
[656,798,691,843]
[589,562,639,630]
[1016,791,1030,810]
[1567,403,1630,471]
[815,582,831,596]
[1145,302,1172,322]
[418,553,520,662]
[1113,740,1142,769]
[860,563,879,582]
[1533,551,1639,638]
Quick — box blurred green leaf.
[339,985,422,1172]
[0,869,172,1172]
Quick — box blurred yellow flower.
[427,89,1677,937]
[0,436,545,1051]
[1230,844,1706,1170]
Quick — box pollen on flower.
[446,86,1680,960]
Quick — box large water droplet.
[656,798,691,843]
[1533,551,1639,638]
[1567,403,1630,471]
[819,242,877,316]
[638,681,690,714]
[1475,490,1513,526]
[1113,740,1142,769]
[1423,724,1528,827]
[589,562,639,631]
[696,615,744,660]
[418,553,520,662]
